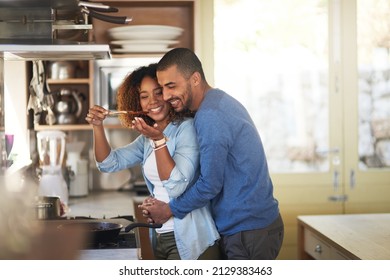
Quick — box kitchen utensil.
[110,39,179,46]
[108,24,183,36]
[35,196,61,220]
[107,25,183,41]
[54,88,84,124]
[63,221,124,244]
[27,61,44,124]
[125,222,162,232]
[49,61,75,80]
[69,159,89,197]
[112,47,173,54]
[36,130,69,207]
[78,1,118,12]
[79,6,132,25]
[66,141,88,197]
[110,39,178,54]
[41,61,57,125]
[108,110,148,116]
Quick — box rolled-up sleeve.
[162,120,200,198]
[97,135,145,173]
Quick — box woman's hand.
[132,117,164,140]
[87,105,111,162]
[85,105,109,126]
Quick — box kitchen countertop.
[297,213,390,260]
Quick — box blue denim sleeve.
[96,135,145,172]
[162,119,200,198]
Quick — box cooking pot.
[49,62,76,80]
[35,196,61,220]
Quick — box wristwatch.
[151,136,168,149]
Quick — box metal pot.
[35,196,61,220]
[54,88,83,124]
[49,62,76,80]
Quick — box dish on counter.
[107,24,184,41]
[112,47,173,53]
[109,39,179,54]
[108,24,184,34]
[109,30,182,40]
[110,39,179,47]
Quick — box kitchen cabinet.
[33,60,93,131]
[24,0,202,192]
[90,0,196,50]
[297,214,390,260]
[31,0,199,131]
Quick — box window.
[214,0,329,173]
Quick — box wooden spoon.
[108,110,148,116]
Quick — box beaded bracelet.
[154,143,167,151]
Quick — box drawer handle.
[314,244,322,254]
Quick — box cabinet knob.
[314,244,322,254]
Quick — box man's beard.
[182,83,193,111]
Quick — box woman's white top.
[143,150,174,234]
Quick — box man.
[141,48,284,260]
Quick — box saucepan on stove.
[35,196,61,220]
[57,221,162,245]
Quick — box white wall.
[4,60,31,173]
[196,0,215,86]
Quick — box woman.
[85,63,220,260]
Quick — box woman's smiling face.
[139,76,171,126]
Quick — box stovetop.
[43,215,139,250]
[85,215,136,249]
[85,228,137,250]
[72,215,141,260]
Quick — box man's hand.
[138,198,172,224]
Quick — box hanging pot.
[49,62,76,80]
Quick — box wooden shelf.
[34,124,131,131]
[47,78,90,84]
[34,124,92,131]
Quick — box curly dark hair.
[116,63,193,128]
